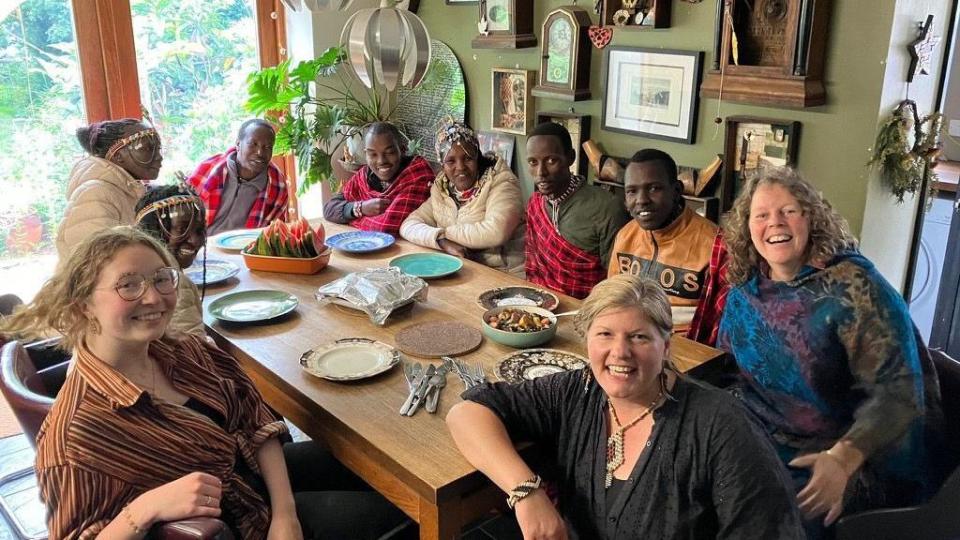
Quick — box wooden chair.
[835,348,960,540]
[0,339,233,540]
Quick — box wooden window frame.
[71,0,296,200]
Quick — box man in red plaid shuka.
[524,123,629,299]
[187,119,288,236]
[323,122,433,236]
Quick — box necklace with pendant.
[605,391,663,488]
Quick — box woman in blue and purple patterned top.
[717,168,942,537]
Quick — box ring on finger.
[205,495,213,507]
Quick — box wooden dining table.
[201,221,724,540]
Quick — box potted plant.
[245,46,392,194]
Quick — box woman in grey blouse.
[446,274,804,539]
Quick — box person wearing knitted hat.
[400,119,525,277]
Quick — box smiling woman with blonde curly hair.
[717,167,943,538]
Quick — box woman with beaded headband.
[447,273,804,539]
[55,114,164,261]
[136,184,207,337]
[400,118,526,277]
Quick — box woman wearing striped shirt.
[0,226,407,539]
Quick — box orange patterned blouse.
[35,335,287,540]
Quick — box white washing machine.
[909,194,955,343]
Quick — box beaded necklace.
[547,175,584,230]
[605,390,664,488]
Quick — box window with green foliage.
[0,0,261,298]
[131,0,260,183]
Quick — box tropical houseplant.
[245,46,394,194]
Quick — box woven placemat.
[394,321,482,358]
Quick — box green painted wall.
[415,0,898,235]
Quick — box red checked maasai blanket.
[525,193,606,299]
[186,148,288,228]
[341,155,433,236]
[686,231,729,346]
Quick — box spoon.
[553,310,579,318]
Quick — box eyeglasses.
[106,267,180,301]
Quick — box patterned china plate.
[325,231,396,253]
[477,286,560,312]
[207,290,298,323]
[496,349,589,384]
[213,229,262,252]
[184,259,240,286]
[300,338,400,381]
[389,253,463,279]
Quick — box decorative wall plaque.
[532,7,592,101]
[599,0,671,29]
[472,0,536,49]
[700,0,831,108]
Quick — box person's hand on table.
[438,238,470,258]
[360,198,391,217]
[789,451,852,526]
[515,490,568,540]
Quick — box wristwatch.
[353,203,364,218]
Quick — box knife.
[424,365,448,414]
[403,364,436,416]
[399,364,431,415]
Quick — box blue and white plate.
[184,259,240,286]
[325,231,395,253]
[213,229,262,252]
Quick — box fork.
[472,363,486,386]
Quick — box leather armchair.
[0,340,234,540]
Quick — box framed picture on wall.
[491,68,535,135]
[601,46,702,144]
[477,130,516,168]
[536,111,591,177]
[720,116,801,210]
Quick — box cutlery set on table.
[398,356,486,416]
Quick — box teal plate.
[389,253,463,279]
[214,230,261,252]
[208,290,299,322]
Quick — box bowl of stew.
[481,306,558,348]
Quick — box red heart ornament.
[588,25,613,49]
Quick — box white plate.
[300,338,400,381]
[184,259,240,286]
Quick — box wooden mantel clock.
[700,0,831,108]
[532,6,592,101]
[472,0,536,49]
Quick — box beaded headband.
[135,194,204,239]
[104,128,160,162]
[435,118,479,160]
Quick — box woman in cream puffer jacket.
[56,119,163,260]
[401,121,524,277]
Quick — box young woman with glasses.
[55,116,165,261]
[0,226,411,539]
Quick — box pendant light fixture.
[340,1,431,91]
